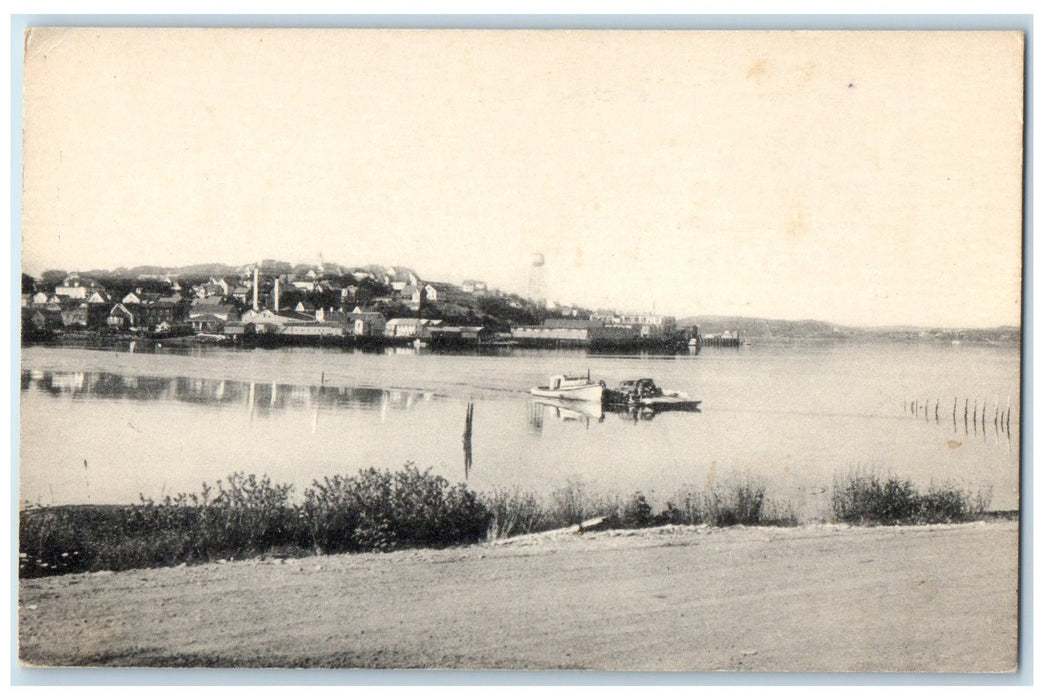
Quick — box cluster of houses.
[22,265,683,349]
[21,267,500,344]
[22,273,189,335]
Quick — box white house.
[384,318,440,338]
[54,284,88,300]
[424,283,465,304]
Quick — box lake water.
[19,342,1021,519]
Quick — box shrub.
[620,491,653,528]
[301,464,491,554]
[831,474,990,525]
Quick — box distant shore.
[21,328,1023,363]
[18,520,1019,671]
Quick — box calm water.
[19,342,1021,518]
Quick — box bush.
[301,464,490,554]
[620,492,653,528]
[831,474,989,525]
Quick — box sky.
[20,29,1024,327]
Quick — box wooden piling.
[462,402,474,478]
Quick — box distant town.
[19,260,698,351]
[20,260,1019,351]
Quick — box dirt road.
[18,521,1019,672]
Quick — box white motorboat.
[529,373,605,402]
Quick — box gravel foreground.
[18,520,1019,672]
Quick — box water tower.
[528,252,547,306]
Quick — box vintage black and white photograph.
[17,26,1023,672]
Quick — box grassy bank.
[19,466,995,579]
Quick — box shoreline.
[18,520,1019,671]
[19,468,1005,579]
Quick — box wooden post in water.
[462,402,474,479]
[964,398,969,433]
[934,399,939,423]
[925,398,929,421]
[952,397,957,430]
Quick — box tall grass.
[483,479,623,539]
[484,478,794,539]
[658,480,796,527]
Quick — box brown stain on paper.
[746,59,768,80]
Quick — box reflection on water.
[529,398,605,431]
[528,397,702,431]
[22,370,437,417]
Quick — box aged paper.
[19,28,1023,673]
